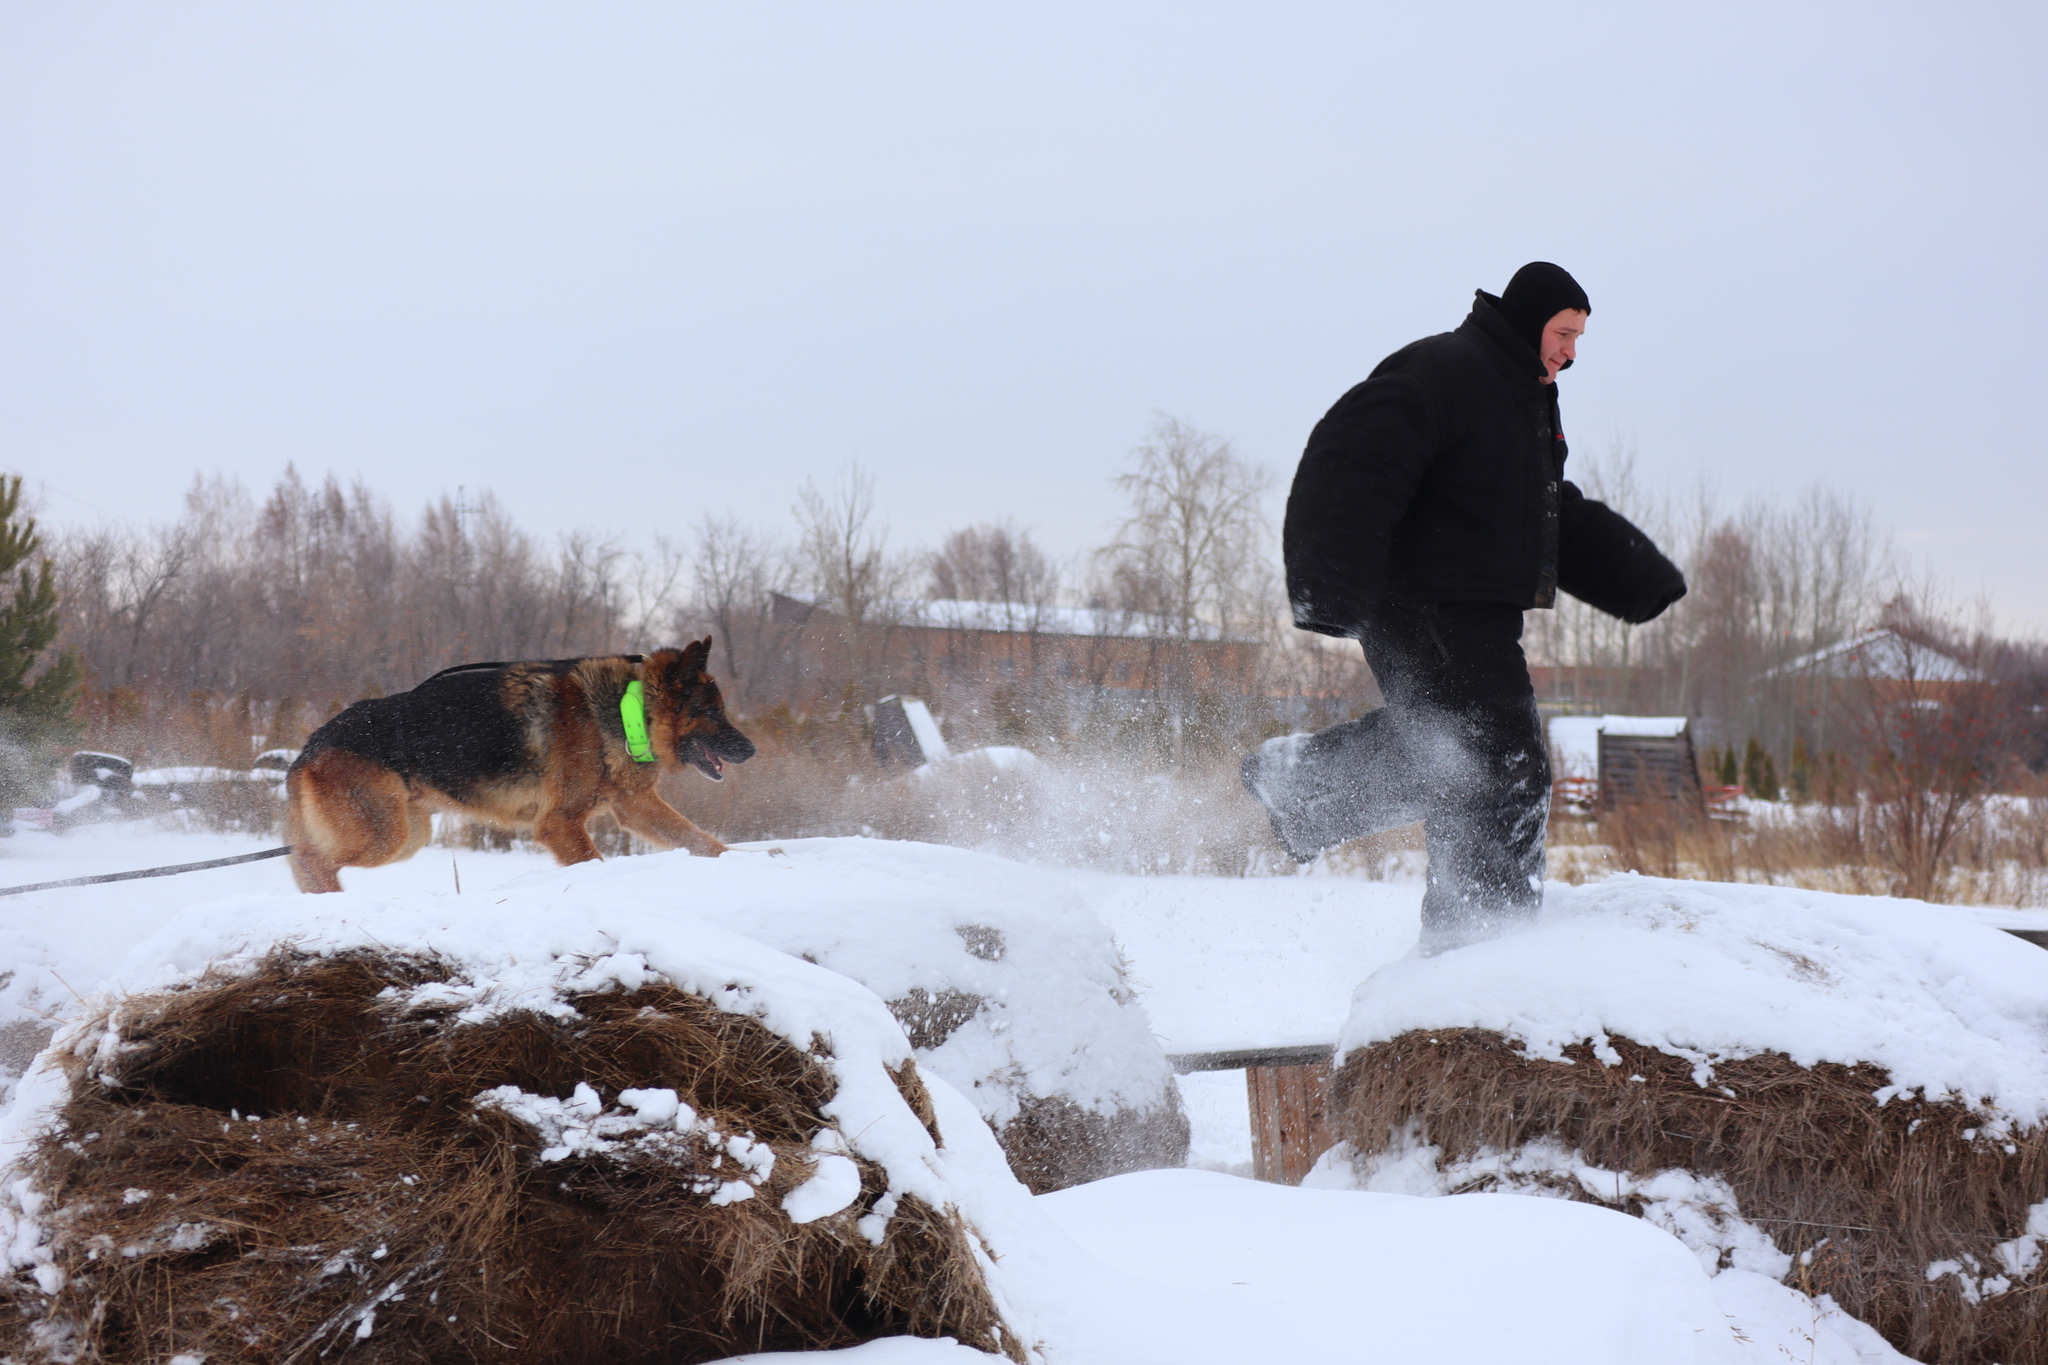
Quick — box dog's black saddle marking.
[420,654,643,685]
[303,656,652,803]
[304,670,531,801]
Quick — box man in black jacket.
[1244,262,1685,954]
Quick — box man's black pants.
[1244,602,1550,950]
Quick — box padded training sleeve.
[1556,483,1688,624]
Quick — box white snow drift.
[0,828,2035,1361]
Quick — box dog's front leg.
[609,789,730,858]
[534,806,604,865]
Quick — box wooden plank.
[1247,1062,1335,1185]
[1168,1043,1335,1074]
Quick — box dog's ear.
[678,637,712,675]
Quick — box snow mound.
[0,870,1043,1363]
[1339,874,2048,1120]
[1327,874,2048,1364]
[573,839,1187,1191]
[0,831,1967,1363]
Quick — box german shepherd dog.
[286,640,756,893]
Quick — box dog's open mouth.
[687,742,726,781]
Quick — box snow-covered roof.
[914,598,1220,639]
[1546,715,1689,779]
[1764,629,1984,682]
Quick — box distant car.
[69,751,134,794]
[41,751,142,830]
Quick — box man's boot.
[1240,711,1423,863]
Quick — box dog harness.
[620,681,656,762]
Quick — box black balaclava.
[1496,261,1591,357]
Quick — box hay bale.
[631,839,1189,1193]
[1332,1030,2048,1364]
[0,941,1026,1364]
[1320,877,2048,1365]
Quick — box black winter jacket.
[1284,293,1686,636]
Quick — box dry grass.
[673,728,1279,877]
[138,777,288,837]
[1,950,1018,1365]
[426,717,1286,878]
[658,716,2048,904]
[1333,1029,2048,1365]
[1548,789,2048,908]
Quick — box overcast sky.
[4,2,2043,633]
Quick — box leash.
[0,845,292,897]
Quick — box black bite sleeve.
[1283,372,1437,637]
[1556,484,1688,624]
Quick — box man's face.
[1538,309,1588,384]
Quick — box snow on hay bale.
[0,891,1032,1364]
[1320,876,2048,1365]
[608,839,1189,1193]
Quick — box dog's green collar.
[621,680,655,762]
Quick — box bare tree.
[549,530,628,652]
[1671,487,1892,758]
[1522,441,1666,705]
[1087,416,1278,758]
[928,521,1056,605]
[1836,583,2014,899]
[926,521,1059,632]
[53,521,198,690]
[793,464,911,628]
[1095,415,1273,642]
[1523,441,1894,773]
[681,513,800,705]
[623,535,690,645]
[47,468,684,761]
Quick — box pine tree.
[1717,745,1740,788]
[1790,735,1814,803]
[1742,737,1781,801]
[0,476,82,807]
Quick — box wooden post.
[1247,1062,1334,1185]
[1166,1045,1338,1186]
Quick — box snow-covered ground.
[1077,864,1418,1172]
[1,822,2036,1361]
